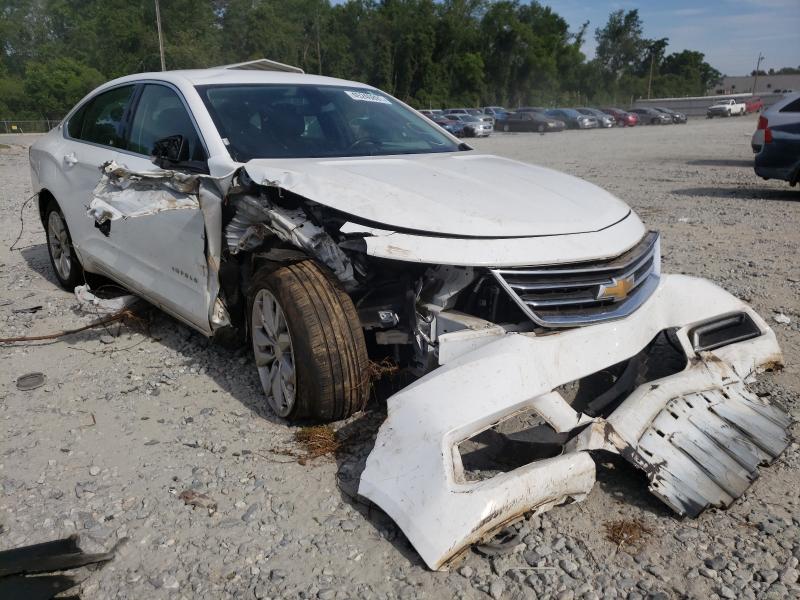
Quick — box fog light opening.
[690,312,761,352]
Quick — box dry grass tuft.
[294,425,340,464]
[603,518,653,551]
[367,357,400,381]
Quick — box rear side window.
[780,98,800,112]
[127,84,205,160]
[71,85,134,147]
[67,103,87,138]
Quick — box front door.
[104,83,212,332]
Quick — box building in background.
[711,74,800,95]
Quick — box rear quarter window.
[70,85,135,148]
[780,98,800,112]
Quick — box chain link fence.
[1,119,63,134]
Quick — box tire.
[45,201,84,290]
[247,260,369,422]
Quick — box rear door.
[59,85,135,271]
[107,82,212,332]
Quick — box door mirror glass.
[152,134,189,166]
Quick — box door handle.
[63,152,78,166]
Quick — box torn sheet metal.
[88,161,222,224]
[359,274,789,571]
[225,195,356,288]
[74,284,138,314]
[87,161,234,330]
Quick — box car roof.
[99,68,374,92]
[765,91,800,115]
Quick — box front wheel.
[45,201,84,290]
[248,260,369,421]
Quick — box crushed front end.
[358,242,790,570]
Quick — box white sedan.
[29,64,789,571]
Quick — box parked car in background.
[601,107,638,127]
[495,111,565,133]
[576,108,615,128]
[544,108,598,129]
[752,92,800,154]
[746,97,764,114]
[419,110,436,119]
[653,107,687,124]
[629,107,672,125]
[447,114,493,137]
[482,106,510,121]
[516,106,546,114]
[707,99,746,118]
[755,110,800,187]
[433,116,468,137]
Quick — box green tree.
[23,57,104,118]
[595,10,645,76]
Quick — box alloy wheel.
[48,211,72,281]
[252,289,297,417]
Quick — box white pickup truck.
[707,98,747,118]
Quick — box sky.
[544,0,800,76]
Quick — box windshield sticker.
[344,90,391,105]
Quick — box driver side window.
[127,84,206,160]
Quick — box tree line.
[1,0,725,119]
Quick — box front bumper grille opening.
[456,411,570,482]
[491,231,661,328]
[556,329,687,418]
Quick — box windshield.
[196,84,462,161]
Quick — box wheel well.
[37,189,56,227]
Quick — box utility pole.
[155,0,166,71]
[752,53,764,95]
[647,52,655,99]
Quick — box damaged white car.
[30,65,790,571]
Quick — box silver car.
[448,114,493,137]
[576,107,615,128]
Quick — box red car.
[745,97,764,114]
[601,107,638,127]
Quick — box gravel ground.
[1,117,799,600]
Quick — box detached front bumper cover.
[358,274,790,570]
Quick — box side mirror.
[152,134,189,167]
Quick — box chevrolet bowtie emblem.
[598,276,635,301]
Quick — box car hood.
[243,153,631,238]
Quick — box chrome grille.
[491,231,660,328]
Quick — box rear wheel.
[45,201,83,290]
[248,260,369,421]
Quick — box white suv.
[29,66,789,570]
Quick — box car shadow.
[686,159,754,168]
[673,186,800,201]
[592,451,674,518]
[20,244,60,287]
